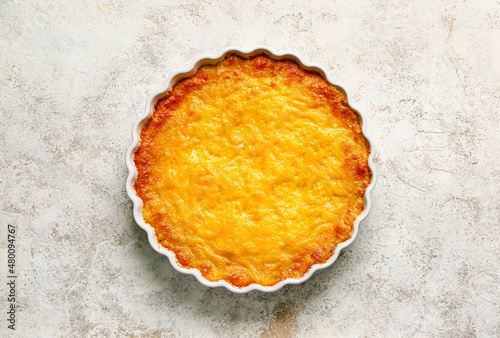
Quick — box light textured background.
[1,0,499,337]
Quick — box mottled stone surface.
[1,0,499,336]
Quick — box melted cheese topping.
[135,55,371,287]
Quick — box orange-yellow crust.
[134,54,371,287]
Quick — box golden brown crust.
[134,54,371,287]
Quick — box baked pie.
[134,54,371,287]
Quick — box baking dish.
[125,47,376,293]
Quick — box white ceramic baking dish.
[125,47,376,293]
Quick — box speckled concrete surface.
[1,0,499,336]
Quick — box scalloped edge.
[126,47,377,293]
